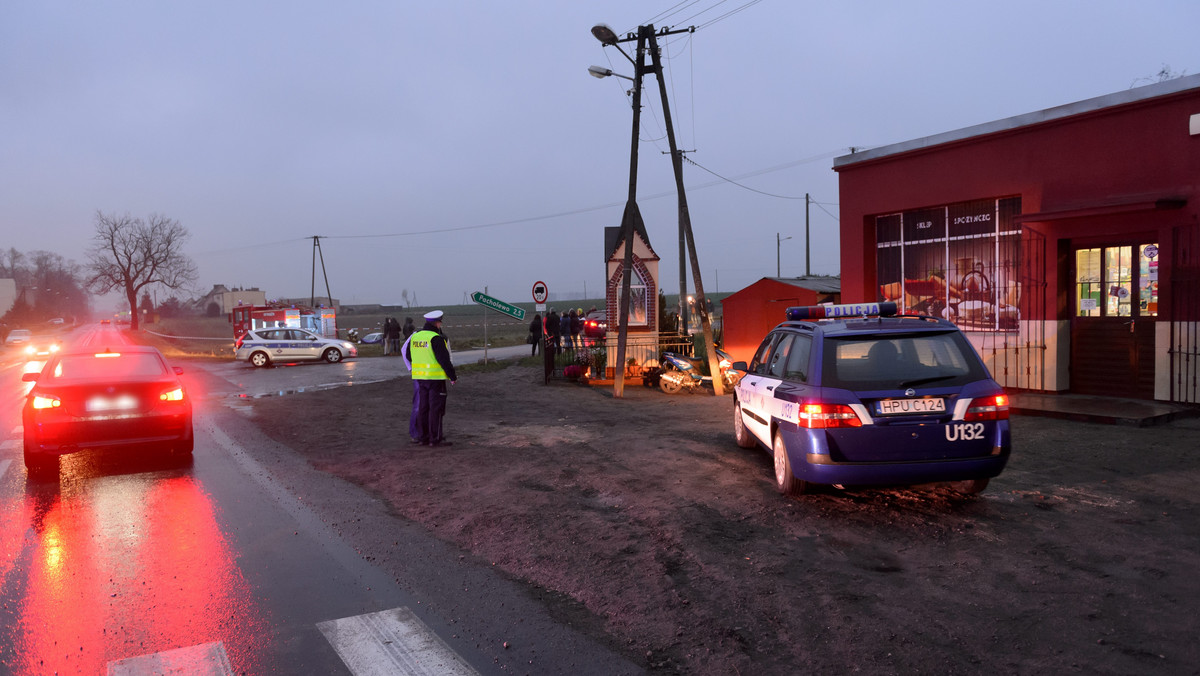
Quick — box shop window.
[1074,243,1157,317]
[875,197,1021,331]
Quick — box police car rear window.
[821,331,988,390]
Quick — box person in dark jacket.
[545,309,561,354]
[402,316,415,339]
[405,310,457,447]
[529,313,542,356]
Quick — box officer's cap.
[424,310,444,321]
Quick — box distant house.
[196,285,268,316]
[720,276,841,364]
[0,278,15,318]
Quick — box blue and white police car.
[234,328,358,368]
[732,302,1010,496]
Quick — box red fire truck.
[230,304,339,341]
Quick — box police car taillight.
[964,394,1009,421]
[799,403,863,429]
[786,302,898,321]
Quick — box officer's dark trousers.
[416,379,448,444]
[409,379,421,441]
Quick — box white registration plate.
[878,398,945,415]
[86,394,139,412]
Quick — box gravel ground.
[244,363,1200,675]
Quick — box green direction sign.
[471,291,526,321]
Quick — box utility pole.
[310,236,333,308]
[610,25,649,398]
[777,232,792,277]
[647,25,724,394]
[593,22,715,395]
[805,193,811,277]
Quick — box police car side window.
[783,334,812,382]
[767,335,794,377]
[749,333,779,375]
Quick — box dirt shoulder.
[244,363,1200,674]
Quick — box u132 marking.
[945,422,985,441]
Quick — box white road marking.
[0,439,18,453]
[107,641,234,675]
[318,607,479,676]
[0,459,10,482]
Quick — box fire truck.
[230,304,339,341]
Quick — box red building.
[720,277,840,364]
[835,75,1200,403]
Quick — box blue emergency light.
[785,301,898,321]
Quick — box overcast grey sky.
[3,1,1197,309]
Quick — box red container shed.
[720,277,840,364]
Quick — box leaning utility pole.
[647,27,724,394]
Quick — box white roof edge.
[834,73,1200,168]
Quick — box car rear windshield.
[821,331,990,390]
[47,353,168,380]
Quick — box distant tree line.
[0,248,90,328]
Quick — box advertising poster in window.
[876,197,1021,331]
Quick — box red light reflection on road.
[6,476,269,674]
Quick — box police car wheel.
[323,348,342,363]
[733,402,756,449]
[250,351,271,368]
[953,478,989,495]
[773,432,809,496]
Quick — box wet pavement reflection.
[0,453,271,674]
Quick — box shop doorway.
[1071,243,1160,398]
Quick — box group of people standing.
[401,310,456,447]
[528,307,594,356]
[382,316,415,356]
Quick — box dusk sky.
[3,1,1197,309]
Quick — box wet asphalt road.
[0,328,636,674]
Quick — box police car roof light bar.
[786,302,898,322]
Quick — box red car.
[583,311,607,339]
[22,345,193,475]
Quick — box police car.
[732,302,1010,496]
[234,328,358,367]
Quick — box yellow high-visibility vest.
[410,330,448,380]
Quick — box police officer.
[405,310,457,447]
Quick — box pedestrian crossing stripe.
[0,459,10,484]
[318,607,479,676]
[107,641,233,675]
[103,608,479,675]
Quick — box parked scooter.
[658,346,738,394]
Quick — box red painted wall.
[720,278,839,364]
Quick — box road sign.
[471,291,526,321]
[532,281,548,303]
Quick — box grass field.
[138,293,728,359]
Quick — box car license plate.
[86,395,139,412]
[878,398,945,415]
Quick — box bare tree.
[86,212,198,331]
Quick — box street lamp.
[587,65,634,81]
[777,233,793,277]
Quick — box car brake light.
[964,394,1009,421]
[799,403,862,429]
[32,395,61,409]
[160,387,185,402]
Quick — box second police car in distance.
[732,301,1011,496]
[234,328,358,367]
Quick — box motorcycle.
[658,347,738,394]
